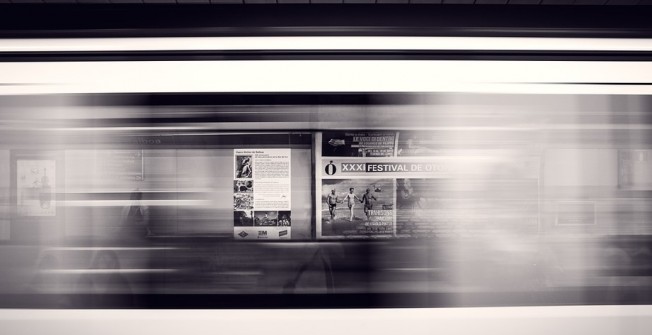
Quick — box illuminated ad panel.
[233,149,291,240]
[316,131,540,239]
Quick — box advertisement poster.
[317,131,397,239]
[316,131,540,239]
[321,131,397,157]
[17,160,56,217]
[233,149,291,240]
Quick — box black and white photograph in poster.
[234,180,254,193]
[17,160,56,216]
[321,179,394,237]
[278,211,291,227]
[321,131,397,157]
[234,155,253,179]
[233,149,291,240]
[234,210,254,227]
[234,193,254,210]
[254,211,278,226]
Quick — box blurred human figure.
[26,253,58,293]
[39,168,52,209]
[397,179,423,210]
[24,253,71,307]
[120,190,151,239]
[75,250,133,307]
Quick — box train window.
[0,42,651,308]
[0,91,650,309]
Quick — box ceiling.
[0,2,651,38]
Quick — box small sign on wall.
[619,150,652,190]
[16,160,56,217]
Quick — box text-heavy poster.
[233,149,291,240]
[17,160,56,216]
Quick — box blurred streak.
[45,247,179,251]
[2,61,652,95]
[0,92,651,308]
[44,269,178,274]
[2,36,652,52]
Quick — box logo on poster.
[325,161,337,175]
[279,230,288,237]
[238,231,248,238]
[258,231,267,236]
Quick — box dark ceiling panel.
[443,0,475,4]
[575,0,607,5]
[476,0,509,4]
[542,0,574,4]
[0,4,651,37]
[177,0,211,4]
[507,0,542,4]
[606,0,640,4]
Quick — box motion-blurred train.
[1,9,652,335]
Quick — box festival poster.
[316,132,397,239]
[233,149,291,240]
[17,160,56,217]
[316,132,541,239]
